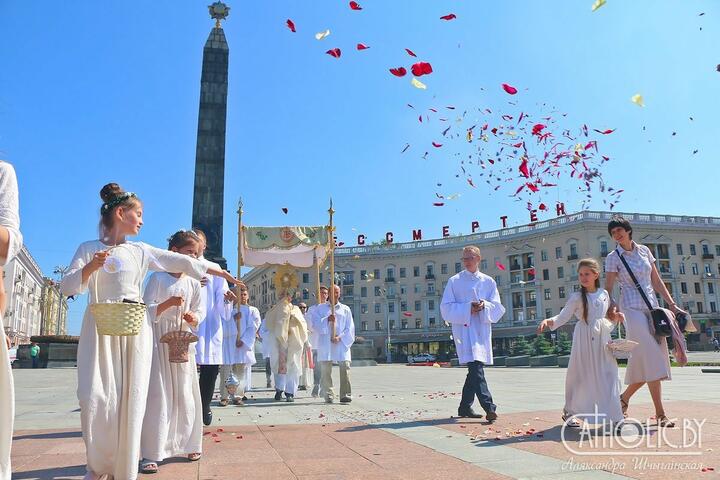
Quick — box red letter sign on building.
[386,232,394,244]
[357,234,365,246]
[471,221,480,233]
[413,229,422,241]
[500,216,508,228]
[442,226,450,238]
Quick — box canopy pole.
[328,198,336,338]
[236,198,244,299]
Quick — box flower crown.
[100,192,137,214]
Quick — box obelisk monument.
[192,2,230,269]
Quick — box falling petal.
[349,1,363,10]
[315,29,331,40]
[411,77,427,89]
[326,48,341,58]
[631,93,644,107]
[502,83,518,95]
[405,48,417,57]
[356,43,369,50]
[591,0,606,11]
[389,67,407,77]
[440,13,457,20]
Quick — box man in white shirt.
[306,286,329,397]
[313,285,355,404]
[440,246,505,422]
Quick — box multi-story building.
[1,245,44,346]
[40,278,68,336]
[241,211,720,360]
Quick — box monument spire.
[192,2,230,269]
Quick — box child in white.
[140,231,206,473]
[219,287,259,405]
[538,258,625,425]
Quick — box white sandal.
[140,459,158,474]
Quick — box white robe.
[221,304,259,365]
[312,302,355,363]
[194,259,229,365]
[305,304,322,349]
[0,161,22,480]
[548,290,623,423]
[60,241,207,480]
[141,272,204,462]
[266,300,308,381]
[440,270,505,365]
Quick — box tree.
[532,334,555,355]
[510,336,533,356]
[555,331,572,355]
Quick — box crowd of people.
[0,162,693,480]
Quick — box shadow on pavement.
[11,464,85,479]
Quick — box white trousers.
[274,373,299,396]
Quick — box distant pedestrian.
[713,337,719,353]
[30,342,40,369]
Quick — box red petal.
[532,123,546,136]
[389,67,407,77]
[349,1,362,10]
[405,48,417,57]
[539,203,547,211]
[495,261,506,271]
[440,13,457,20]
[356,43,369,50]
[432,142,443,148]
[519,157,530,178]
[403,312,413,317]
[281,208,288,214]
[286,19,296,32]
[411,62,433,77]
[501,83,518,95]
[526,183,539,193]
[593,128,615,134]
[326,48,341,58]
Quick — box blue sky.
[1,1,717,334]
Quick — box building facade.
[2,246,44,346]
[40,278,68,336]
[241,211,720,360]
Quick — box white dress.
[60,241,207,480]
[140,272,204,463]
[194,259,228,366]
[440,270,506,365]
[0,161,22,480]
[548,290,623,423]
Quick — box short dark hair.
[607,215,632,239]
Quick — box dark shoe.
[241,396,248,401]
[203,410,213,426]
[298,385,307,391]
[485,411,498,423]
[340,396,352,403]
[457,407,483,419]
[311,386,319,398]
[266,380,272,388]
[285,393,294,402]
[274,390,283,401]
[218,399,229,407]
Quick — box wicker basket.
[91,244,146,336]
[159,330,198,363]
[607,324,639,360]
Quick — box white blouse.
[0,162,22,265]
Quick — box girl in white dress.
[139,231,206,474]
[0,161,22,480]
[538,258,625,427]
[60,183,239,480]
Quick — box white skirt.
[0,315,13,480]
[621,306,671,385]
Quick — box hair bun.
[100,183,124,203]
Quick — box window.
[441,264,448,274]
[426,264,434,276]
[415,300,421,311]
[703,244,710,255]
[390,320,395,329]
[302,273,309,283]
[361,304,368,314]
[544,289,551,300]
[373,269,380,280]
[374,286,381,296]
[557,267,565,279]
[600,241,609,256]
[374,304,381,314]
[428,300,435,310]
[303,290,309,300]
[709,283,715,295]
[716,245,720,256]
[559,286,566,299]
[697,302,704,314]
[375,320,381,330]
[388,303,395,313]
[681,282,688,294]
[555,247,562,259]
[361,321,368,331]
[360,270,367,280]
[427,283,435,294]
[690,244,696,255]
[319,273,323,283]
[400,285,407,295]
[415,320,422,329]
[545,308,553,318]
[705,264,712,274]
[361,286,367,297]
[429,318,436,328]
[676,244,684,255]
[570,244,577,257]
[711,302,717,313]
[695,283,701,294]
[543,269,550,281]
[541,250,548,261]
[573,285,580,292]
[400,267,406,278]
[455,262,462,273]
[400,301,407,311]
[401,320,408,329]
[387,267,395,279]
[414,283,421,294]
[480,259,488,270]
[680,263,686,275]
[413,266,420,277]
[692,264,699,275]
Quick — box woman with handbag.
[604,215,686,428]
[60,183,240,480]
[538,258,625,427]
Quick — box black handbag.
[616,249,673,337]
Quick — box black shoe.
[485,411,498,423]
[241,396,248,401]
[285,393,294,402]
[298,386,307,391]
[266,380,272,388]
[311,386,319,398]
[274,390,283,401]
[203,410,213,426]
[340,396,352,403]
[457,408,483,419]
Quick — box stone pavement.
[9,365,720,479]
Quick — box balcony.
[567,254,579,261]
[425,274,435,280]
[703,253,715,260]
[384,277,396,283]
[660,271,673,279]
[509,263,522,272]
[526,301,537,307]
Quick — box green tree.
[532,334,555,355]
[510,336,533,356]
[555,331,572,355]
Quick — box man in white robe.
[306,286,328,397]
[265,296,308,402]
[313,285,355,404]
[297,302,312,391]
[440,246,505,421]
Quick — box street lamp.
[379,287,392,363]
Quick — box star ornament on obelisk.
[208,1,230,28]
